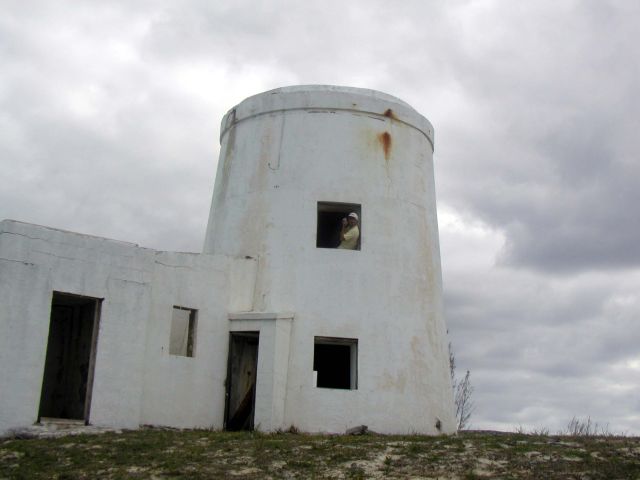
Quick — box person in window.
[338,212,360,249]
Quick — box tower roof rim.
[220,85,434,149]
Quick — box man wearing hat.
[338,212,360,250]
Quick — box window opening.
[313,336,358,389]
[316,202,361,250]
[169,306,197,357]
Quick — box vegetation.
[1,428,639,479]
[516,416,626,438]
[562,416,617,437]
[449,341,475,430]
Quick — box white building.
[0,85,455,436]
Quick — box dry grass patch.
[0,428,638,479]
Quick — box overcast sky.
[2,0,638,434]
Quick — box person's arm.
[340,218,348,241]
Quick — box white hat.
[348,212,359,221]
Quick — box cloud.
[442,207,640,433]
[431,2,640,273]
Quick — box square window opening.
[313,337,358,389]
[169,306,197,357]
[316,202,361,250]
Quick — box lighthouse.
[203,85,455,434]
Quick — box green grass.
[1,429,639,479]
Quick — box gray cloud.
[444,256,640,432]
[431,2,640,272]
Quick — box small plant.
[346,463,366,479]
[449,342,475,431]
[287,425,299,434]
[561,416,615,437]
[514,425,549,436]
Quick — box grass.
[1,428,639,479]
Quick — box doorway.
[38,292,102,424]
[224,332,259,431]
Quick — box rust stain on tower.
[378,131,392,160]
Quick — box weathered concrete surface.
[204,86,455,434]
[0,220,251,434]
[0,85,454,436]
[4,418,122,439]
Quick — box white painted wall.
[0,220,153,433]
[203,86,456,434]
[0,85,455,436]
[138,253,257,428]
[227,312,294,431]
[0,220,246,435]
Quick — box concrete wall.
[1,85,455,436]
[0,220,153,433]
[138,251,238,428]
[204,85,456,434]
[227,312,294,431]
[0,220,253,435]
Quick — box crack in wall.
[153,261,193,270]
[0,257,35,266]
[1,231,45,241]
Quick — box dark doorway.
[38,292,102,423]
[224,332,259,431]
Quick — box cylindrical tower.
[204,85,455,434]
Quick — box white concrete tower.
[203,85,455,434]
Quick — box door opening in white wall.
[224,332,260,431]
[313,336,358,389]
[38,292,102,424]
